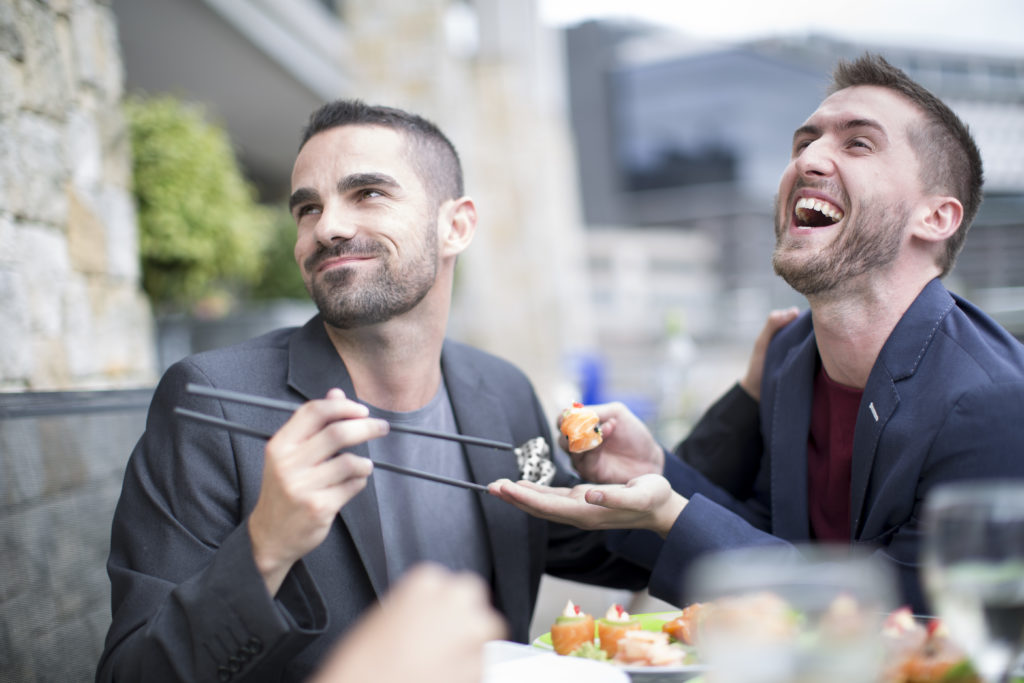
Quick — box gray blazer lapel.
[767,333,817,540]
[287,316,388,597]
[441,343,530,613]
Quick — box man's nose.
[795,139,836,177]
[313,205,357,246]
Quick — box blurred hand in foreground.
[308,563,507,683]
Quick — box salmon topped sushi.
[550,600,595,655]
[598,604,643,658]
[560,402,603,453]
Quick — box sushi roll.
[550,600,595,655]
[559,402,603,453]
[598,604,642,658]
[662,602,707,645]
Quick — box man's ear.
[913,195,963,244]
[439,196,477,257]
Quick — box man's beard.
[304,228,439,329]
[772,193,909,297]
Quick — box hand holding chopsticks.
[178,383,503,492]
[185,384,515,452]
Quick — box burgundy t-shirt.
[807,365,863,541]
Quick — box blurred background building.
[2,1,1023,676]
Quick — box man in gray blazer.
[97,101,649,683]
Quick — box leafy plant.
[248,206,309,301]
[125,95,272,312]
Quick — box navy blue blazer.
[97,316,648,683]
[616,279,1024,613]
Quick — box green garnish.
[554,615,588,624]
[940,659,979,682]
[569,641,609,661]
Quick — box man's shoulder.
[941,294,1024,378]
[173,325,299,378]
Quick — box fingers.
[766,306,800,332]
[273,388,384,448]
[585,479,655,509]
[741,307,799,400]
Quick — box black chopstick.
[174,407,490,493]
[185,384,515,451]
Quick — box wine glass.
[922,480,1024,683]
[685,544,897,683]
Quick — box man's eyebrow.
[289,173,402,212]
[792,124,821,143]
[840,117,887,138]
[289,187,320,212]
[793,118,888,144]
[337,172,401,194]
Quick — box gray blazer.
[97,316,648,683]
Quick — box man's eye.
[849,138,872,150]
[358,188,384,200]
[296,205,321,218]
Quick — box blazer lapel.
[441,343,530,616]
[766,333,817,540]
[848,279,955,537]
[287,316,388,598]
[848,374,897,537]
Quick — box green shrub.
[249,206,309,301]
[126,95,272,312]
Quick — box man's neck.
[323,315,447,412]
[808,270,936,388]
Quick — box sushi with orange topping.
[597,603,642,657]
[560,402,603,453]
[550,600,595,655]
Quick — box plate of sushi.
[532,601,706,682]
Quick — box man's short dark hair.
[828,54,984,276]
[300,99,464,207]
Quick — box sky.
[537,0,1024,57]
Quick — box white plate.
[530,636,707,682]
[483,641,629,683]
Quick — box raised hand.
[488,473,686,538]
[740,307,799,400]
[247,388,389,595]
[558,401,665,485]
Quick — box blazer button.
[247,636,263,655]
[217,665,232,682]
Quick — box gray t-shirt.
[366,381,493,585]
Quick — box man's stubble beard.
[306,225,440,330]
[771,194,909,298]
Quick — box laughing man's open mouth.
[794,197,844,228]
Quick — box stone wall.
[0,0,156,391]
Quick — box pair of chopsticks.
[175,383,514,493]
